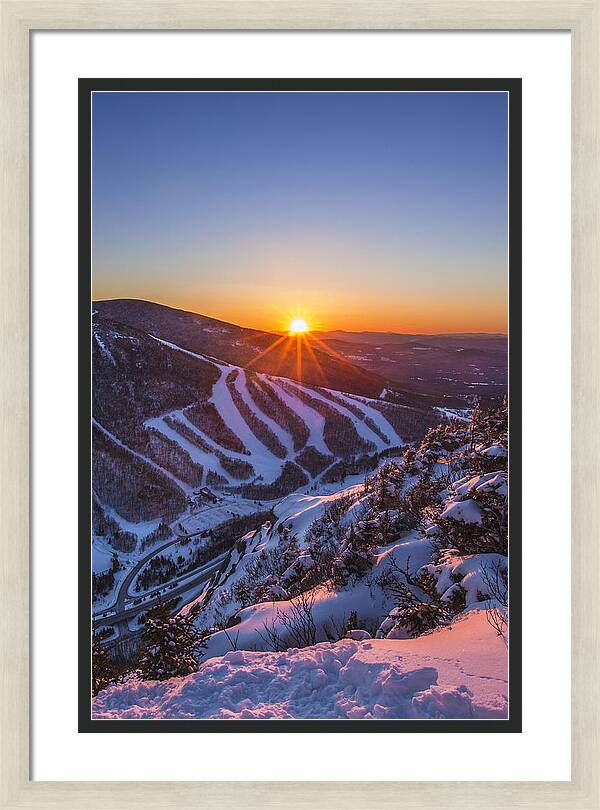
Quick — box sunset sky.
[92,91,508,334]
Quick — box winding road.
[93,524,229,642]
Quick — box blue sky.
[92,91,508,333]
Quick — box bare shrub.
[255,617,285,653]
[222,628,241,652]
[278,591,317,648]
[480,558,508,641]
[253,591,317,652]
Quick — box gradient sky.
[92,91,508,334]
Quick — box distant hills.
[315,329,507,344]
[314,329,507,404]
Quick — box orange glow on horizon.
[92,288,508,335]
[93,244,508,335]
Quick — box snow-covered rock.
[450,471,508,498]
[440,499,483,524]
[345,629,372,641]
[422,551,507,608]
[479,443,508,458]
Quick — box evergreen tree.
[376,562,466,638]
[92,632,116,696]
[344,610,359,634]
[137,598,207,681]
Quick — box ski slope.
[143,339,412,489]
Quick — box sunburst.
[289,318,309,335]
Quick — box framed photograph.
[80,77,520,732]
[1,2,597,807]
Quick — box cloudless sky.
[92,91,508,333]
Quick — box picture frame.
[1,1,597,807]
[79,75,522,734]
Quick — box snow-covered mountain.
[91,302,508,723]
[92,304,439,526]
[94,299,387,395]
[93,401,509,720]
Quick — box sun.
[289,318,309,335]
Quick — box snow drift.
[93,611,507,720]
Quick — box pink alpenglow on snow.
[92,611,507,720]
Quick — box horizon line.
[92,296,509,337]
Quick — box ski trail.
[148,334,230,369]
[323,389,403,446]
[235,370,294,456]
[284,380,390,451]
[145,415,231,484]
[92,418,190,493]
[263,378,330,457]
[204,365,285,482]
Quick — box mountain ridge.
[93,299,386,398]
[92,307,441,527]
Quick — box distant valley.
[315,329,507,406]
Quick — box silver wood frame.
[1,2,597,807]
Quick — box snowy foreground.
[93,611,507,720]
